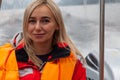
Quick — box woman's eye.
[28,20,36,24]
[41,19,50,24]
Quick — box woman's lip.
[33,34,45,37]
[33,33,45,35]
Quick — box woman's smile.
[33,33,45,38]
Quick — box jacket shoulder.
[72,57,86,80]
[0,43,15,60]
[0,43,14,49]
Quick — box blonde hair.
[23,0,85,68]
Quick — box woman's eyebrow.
[41,16,50,19]
[29,16,51,19]
[29,17,36,20]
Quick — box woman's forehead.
[30,5,55,19]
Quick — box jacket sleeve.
[72,59,86,80]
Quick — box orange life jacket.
[0,43,78,80]
[41,52,77,80]
[0,43,19,80]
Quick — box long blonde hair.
[23,0,85,68]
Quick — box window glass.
[0,0,33,44]
[1,0,32,10]
[105,0,120,80]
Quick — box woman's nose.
[35,21,42,30]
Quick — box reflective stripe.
[19,68,33,77]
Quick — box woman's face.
[27,5,58,44]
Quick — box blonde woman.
[0,0,86,80]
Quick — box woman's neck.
[33,42,52,55]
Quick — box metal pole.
[99,0,105,80]
[0,0,2,9]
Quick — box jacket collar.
[15,42,70,62]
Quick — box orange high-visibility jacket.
[0,43,86,80]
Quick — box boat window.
[1,0,32,10]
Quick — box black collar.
[15,44,70,62]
